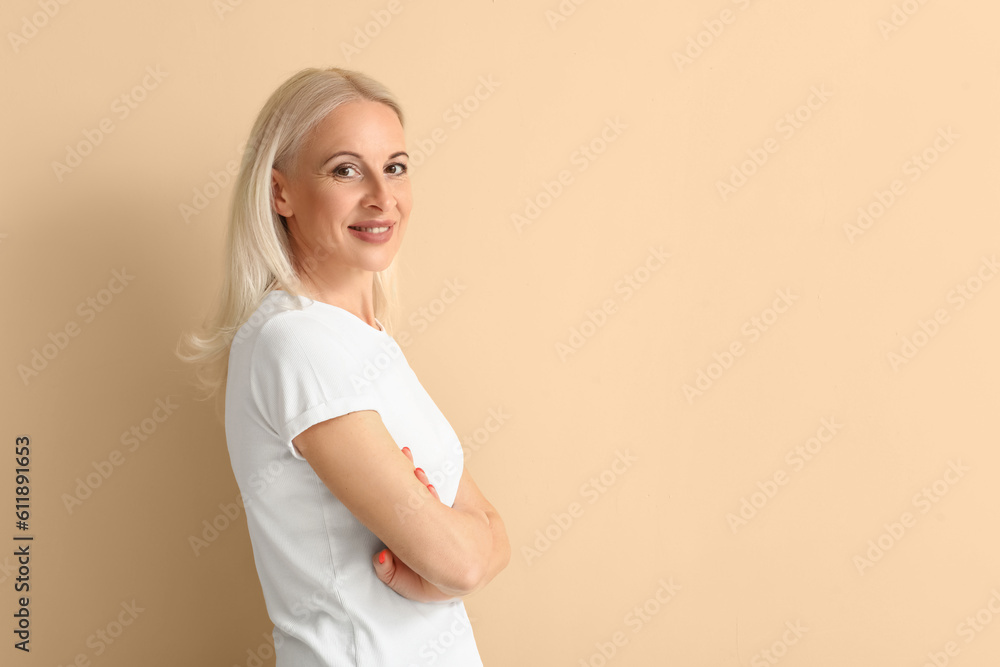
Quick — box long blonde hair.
[176,67,405,412]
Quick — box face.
[272,99,411,282]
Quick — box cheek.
[292,184,323,217]
[396,189,413,215]
[306,189,354,221]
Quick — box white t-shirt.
[225,289,483,667]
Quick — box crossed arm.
[292,409,510,601]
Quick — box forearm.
[385,461,508,597]
[385,507,507,600]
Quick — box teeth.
[351,226,390,233]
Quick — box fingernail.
[427,484,436,494]
[414,467,424,476]
[402,447,410,455]
[378,549,387,564]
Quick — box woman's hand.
[403,446,438,500]
[372,447,455,602]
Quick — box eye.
[332,164,359,178]
[385,162,408,176]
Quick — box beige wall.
[4,0,999,664]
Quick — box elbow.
[493,516,512,574]
[499,535,512,572]
[452,522,510,595]
[435,537,496,595]
[444,558,488,596]
[427,509,509,595]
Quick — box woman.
[177,67,509,666]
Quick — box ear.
[271,168,294,218]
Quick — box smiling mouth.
[349,225,391,233]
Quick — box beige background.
[3,0,999,665]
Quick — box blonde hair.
[176,66,405,412]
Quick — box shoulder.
[252,309,358,363]
[245,303,377,391]
[232,292,339,353]
[235,291,305,341]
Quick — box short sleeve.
[249,313,381,460]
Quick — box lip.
[347,220,395,244]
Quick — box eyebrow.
[320,150,409,167]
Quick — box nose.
[362,175,395,212]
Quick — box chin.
[361,251,398,273]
